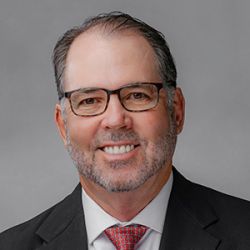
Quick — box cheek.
[152,103,171,133]
[132,109,170,141]
[67,117,99,149]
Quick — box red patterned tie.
[104,224,148,250]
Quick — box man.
[0,11,250,250]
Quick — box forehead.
[64,30,161,91]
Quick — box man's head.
[53,12,185,193]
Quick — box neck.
[80,164,172,221]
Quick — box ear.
[173,87,185,134]
[55,104,67,146]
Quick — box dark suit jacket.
[1,168,250,250]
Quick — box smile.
[103,145,135,154]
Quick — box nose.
[100,94,133,130]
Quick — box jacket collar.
[159,167,221,249]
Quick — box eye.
[129,92,150,100]
[77,97,102,108]
[81,98,97,105]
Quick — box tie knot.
[104,224,148,250]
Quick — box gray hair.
[53,11,177,102]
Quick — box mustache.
[94,129,141,145]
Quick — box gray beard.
[66,118,177,193]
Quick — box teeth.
[103,145,135,154]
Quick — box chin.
[94,169,153,193]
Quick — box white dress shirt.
[82,171,173,250]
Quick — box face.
[56,31,184,192]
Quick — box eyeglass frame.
[60,82,175,117]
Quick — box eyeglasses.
[62,82,173,117]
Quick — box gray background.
[1,0,249,232]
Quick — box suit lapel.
[159,168,221,250]
[35,184,88,250]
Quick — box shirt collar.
[82,171,173,245]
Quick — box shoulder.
[173,167,250,212]
[193,180,250,246]
[198,180,250,225]
[188,174,250,217]
[0,205,55,249]
[0,184,82,250]
[172,168,250,244]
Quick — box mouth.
[99,144,139,155]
